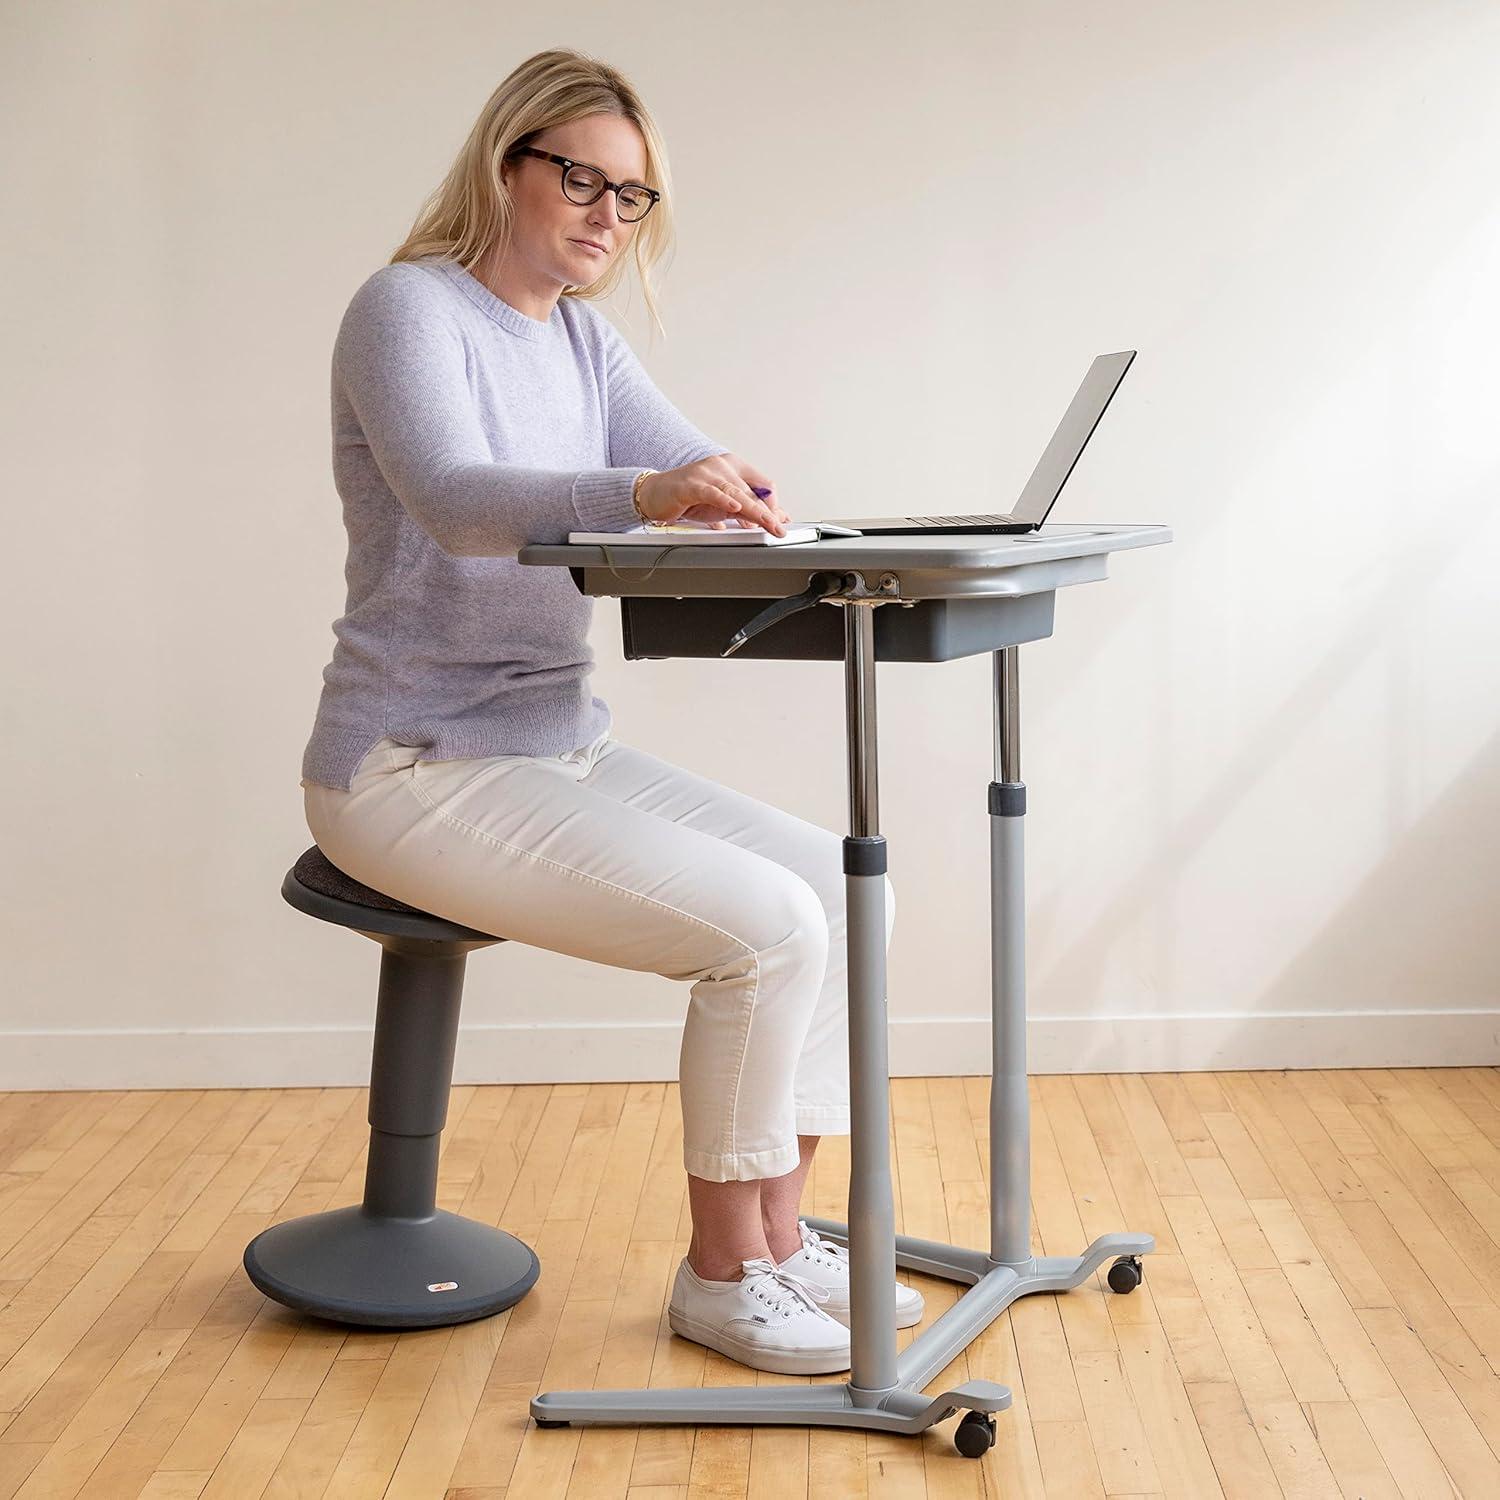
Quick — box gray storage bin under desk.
[618,590,1056,661]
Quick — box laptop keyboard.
[909,514,1021,526]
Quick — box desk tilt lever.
[721,570,902,657]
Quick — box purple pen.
[746,484,782,532]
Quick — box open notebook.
[566,519,836,547]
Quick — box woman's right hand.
[636,453,790,536]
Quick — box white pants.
[303,729,895,1182]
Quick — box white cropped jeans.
[302,728,895,1183]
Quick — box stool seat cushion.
[284,845,505,944]
[292,844,429,915]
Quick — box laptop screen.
[1012,350,1136,523]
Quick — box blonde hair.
[390,48,676,335]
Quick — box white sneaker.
[667,1255,853,1374]
[777,1220,925,1329]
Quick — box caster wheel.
[534,1418,569,1428]
[954,1409,996,1458]
[1107,1255,1143,1294]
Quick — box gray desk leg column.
[990,647,1031,1267]
[842,598,900,1400]
[986,648,1153,1294]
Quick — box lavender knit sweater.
[300,256,728,791]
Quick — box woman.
[299,47,920,1375]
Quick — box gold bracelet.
[631,469,657,524]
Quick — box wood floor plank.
[1255,1072,1367,1204]
[261,1356,384,1500]
[1353,1392,1459,1497]
[1143,1251,1234,1386]
[1237,1265,1347,1402]
[1142,1075,1218,1163]
[1074,1074,1179,1259]
[1214,1073,1327,1205]
[1287,1071,1380,1161]
[1357,1304,1500,1494]
[1072,1347,1162,1495]
[1272,1256,1397,1402]
[156,1303,304,1473]
[926,1078,984,1189]
[684,1346,758,1497]
[1111,1075,1198,1195]
[1,1247,196,1443]
[0,1094,142,1242]
[567,1083,667,1299]
[385,1314,507,1499]
[12,1324,190,1500]
[1184,1157,1278,1273]
[1160,1196,1291,1405]
[1032,1082,1128,1357]
[195,1394,309,1500]
[0,1092,195,1282]
[74,1322,264,1498]
[1181,1379,1276,1499]
[1115,1325,1226,1499]
[456,1084,550,1232]
[0,1149,233,1419]
[1160,1194,1342,1493]
[0,1095,107,1178]
[320,1326,452,1499]
[1303,1400,1401,1499]
[1351,1100,1500,1305]
[1032,1417,1105,1496]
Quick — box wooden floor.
[2,1071,1500,1498]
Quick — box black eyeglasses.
[505,145,661,222]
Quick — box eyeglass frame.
[503,145,662,221]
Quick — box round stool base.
[244,1205,539,1329]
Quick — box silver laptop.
[838,350,1136,535]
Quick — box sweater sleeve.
[333,267,645,556]
[591,307,731,472]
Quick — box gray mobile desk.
[516,521,1170,1457]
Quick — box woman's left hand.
[683,454,791,530]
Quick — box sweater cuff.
[572,467,650,532]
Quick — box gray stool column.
[243,846,540,1328]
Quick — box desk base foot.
[530,1377,1011,1437]
[803,1219,1156,1392]
[529,1227,1154,1440]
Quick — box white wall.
[3,0,1498,1089]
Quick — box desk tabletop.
[518,522,1171,602]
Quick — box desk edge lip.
[517,522,1175,568]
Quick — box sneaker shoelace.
[738,1256,833,1318]
[796,1220,849,1275]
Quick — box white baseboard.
[1,1010,1495,1091]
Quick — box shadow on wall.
[1257,728,1500,1012]
[1031,497,1500,1017]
